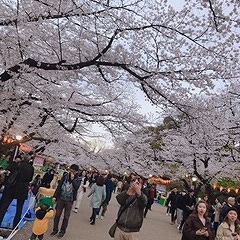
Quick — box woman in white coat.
[216,207,240,240]
[73,171,89,213]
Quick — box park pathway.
[13,191,182,240]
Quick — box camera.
[133,177,140,184]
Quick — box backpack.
[60,175,73,201]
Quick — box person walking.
[143,183,157,218]
[117,180,123,193]
[50,164,80,238]
[0,154,34,229]
[72,170,89,213]
[181,200,214,240]
[176,191,186,227]
[216,207,240,240]
[114,176,147,240]
[97,173,115,219]
[165,187,178,224]
[179,189,196,232]
[88,175,106,225]
[213,197,223,234]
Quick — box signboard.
[156,184,166,193]
[33,156,45,166]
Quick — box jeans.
[90,208,98,224]
[176,208,183,225]
[53,199,73,233]
[97,202,108,217]
[170,207,177,222]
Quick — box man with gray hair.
[219,196,236,223]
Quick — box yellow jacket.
[32,207,54,235]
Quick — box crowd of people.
[0,154,240,240]
[165,187,240,240]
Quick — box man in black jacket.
[0,154,34,229]
[178,189,196,232]
[165,187,178,224]
[219,196,235,223]
[114,176,147,240]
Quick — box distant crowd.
[165,187,240,240]
[1,154,239,240]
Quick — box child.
[29,204,54,240]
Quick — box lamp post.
[12,135,22,162]
[191,176,197,190]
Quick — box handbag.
[108,222,117,238]
[108,197,136,238]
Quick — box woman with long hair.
[181,200,214,240]
[216,207,240,240]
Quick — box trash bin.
[159,197,166,206]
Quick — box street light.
[192,176,197,182]
[191,176,197,190]
[16,135,23,141]
[12,135,22,161]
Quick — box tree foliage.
[0,0,239,164]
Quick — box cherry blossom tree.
[159,87,240,191]
[98,84,240,187]
[0,0,239,163]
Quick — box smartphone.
[134,179,140,184]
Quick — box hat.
[36,209,47,220]
[227,207,238,215]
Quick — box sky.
[85,88,162,149]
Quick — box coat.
[32,207,54,235]
[166,191,178,209]
[104,178,115,204]
[216,222,240,240]
[181,214,214,240]
[116,191,147,232]
[4,161,34,200]
[88,183,106,208]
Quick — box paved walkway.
[13,191,182,240]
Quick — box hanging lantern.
[235,189,239,193]
[219,186,223,192]
[213,184,217,189]
[227,188,231,192]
